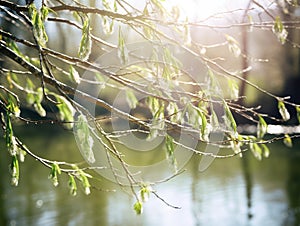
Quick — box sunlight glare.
[169,0,249,21]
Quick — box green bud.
[133,201,143,215]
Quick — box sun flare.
[170,0,233,20]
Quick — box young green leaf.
[18,148,26,163]
[296,106,300,124]
[54,95,75,129]
[247,14,254,32]
[150,0,166,16]
[162,66,171,80]
[278,100,290,121]
[260,143,270,158]
[167,102,181,123]
[142,9,153,39]
[33,103,46,117]
[30,4,48,47]
[68,175,77,196]
[41,6,50,21]
[49,162,61,187]
[6,72,18,88]
[7,94,20,117]
[228,78,239,100]
[10,155,19,186]
[36,87,44,104]
[207,69,220,94]
[272,16,288,45]
[102,0,112,10]
[78,15,92,60]
[147,117,165,141]
[165,134,177,170]
[7,40,22,56]
[154,103,165,120]
[25,78,35,105]
[69,65,81,84]
[72,11,81,22]
[101,16,114,35]
[147,96,160,117]
[41,6,49,21]
[250,142,262,161]
[133,201,143,215]
[26,92,35,105]
[78,170,91,195]
[163,47,182,72]
[118,27,128,65]
[147,127,159,141]
[148,99,165,139]
[199,110,209,142]
[26,86,46,117]
[140,185,152,202]
[257,115,268,139]
[223,102,237,133]
[75,114,95,163]
[186,103,200,129]
[5,112,14,155]
[113,1,117,12]
[8,136,18,156]
[283,134,293,147]
[230,133,242,156]
[231,139,241,156]
[225,34,241,57]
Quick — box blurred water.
[1,125,300,226]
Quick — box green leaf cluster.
[150,0,167,17]
[139,184,152,202]
[73,166,92,195]
[133,201,143,215]
[225,35,241,57]
[26,78,46,117]
[133,184,153,214]
[49,162,61,187]
[232,135,270,160]
[3,111,27,186]
[100,0,116,34]
[272,16,288,45]
[29,4,49,47]
[47,163,92,196]
[52,94,75,129]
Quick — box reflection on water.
[0,125,300,226]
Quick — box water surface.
[1,125,300,226]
